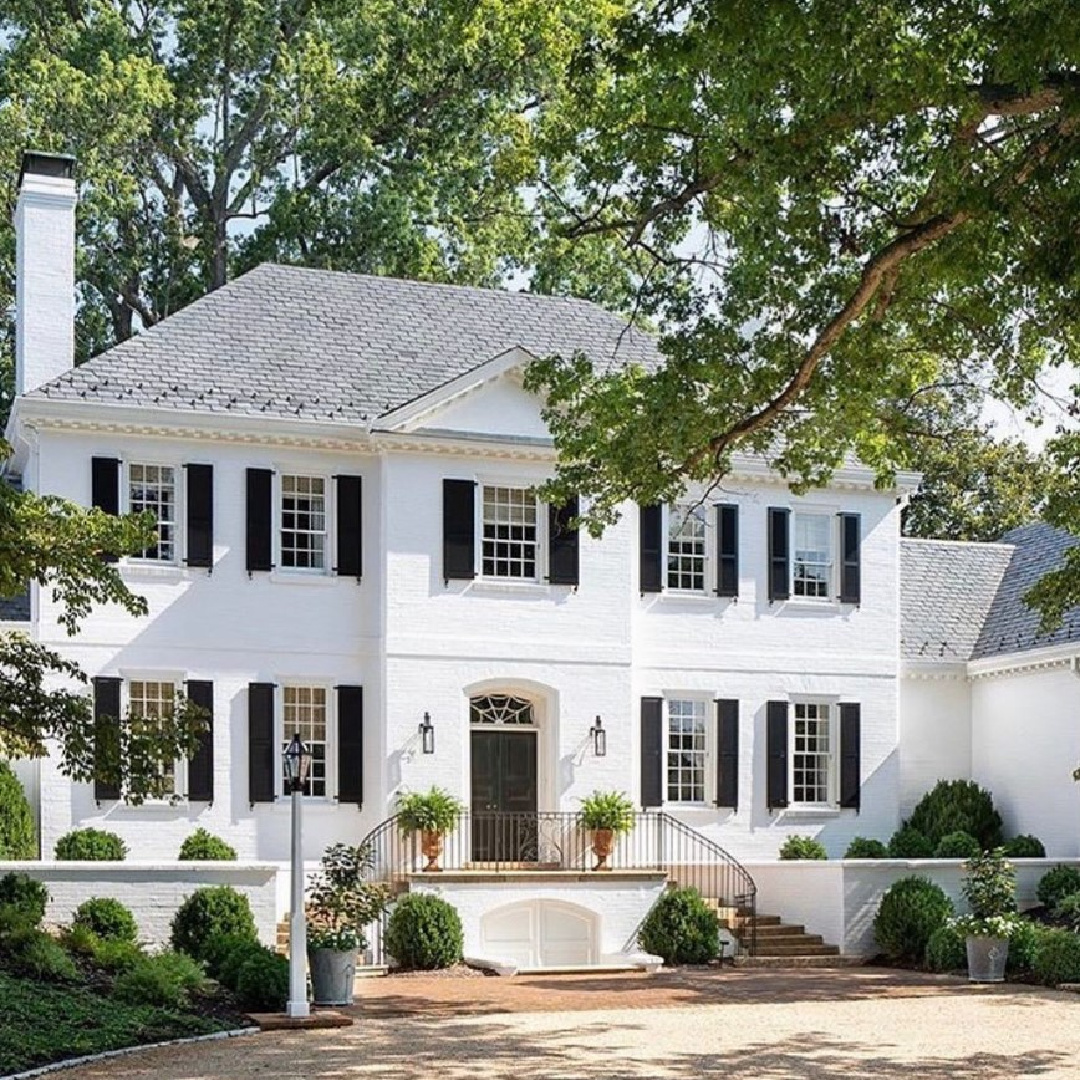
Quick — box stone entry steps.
[713,904,844,963]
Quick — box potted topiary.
[396,788,464,872]
[580,790,635,870]
[952,848,1019,983]
[306,843,389,1006]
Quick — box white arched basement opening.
[480,899,597,969]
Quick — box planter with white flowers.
[952,849,1019,983]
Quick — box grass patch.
[0,971,238,1074]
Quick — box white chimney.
[15,151,76,396]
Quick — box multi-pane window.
[282,686,328,797]
[281,475,326,571]
[482,486,537,579]
[129,464,176,562]
[793,513,833,599]
[667,507,707,592]
[129,680,177,797]
[666,699,707,804]
[792,702,832,804]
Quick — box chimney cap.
[18,151,76,190]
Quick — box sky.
[982,363,1078,450]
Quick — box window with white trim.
[667,506,707,592]
[280,475,327,571]
[129,679,180,798]
[481,486,538,580]
[128,464,177,562]
[791,702,833,804]
[281,685,328,797]
[792,512,833,599]
[666,698,708,804]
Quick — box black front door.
[470,729,538,862]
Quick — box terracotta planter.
[591,828,615,871]
[420,829,444,871]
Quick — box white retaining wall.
[0,861,279,948]
[746,858,1080,956]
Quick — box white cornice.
[968,643,1080,681]
[901,660,969,682]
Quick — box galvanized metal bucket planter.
[309,947,358,1005]
[966,936,1008,982]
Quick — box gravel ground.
[51,969,1080,1080]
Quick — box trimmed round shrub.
[72,898,138,943]
[0,872,48,925]
[385,894,464,971]
[1036,865,1080,910]
[908,780,1003,851]
[202,933,263,982]
[925,924,966,973]
[236,950,290,1012]
[113,950,206,1008]
[1053,892,1080,932]
[637,886,720,966]
[845,837,889,859]
[170,886,256,962]
[54,828,127,862]
[933,831,981,859]
[887,825,935,859]
[873,876,953,963]
[1007,919,1043,975]
[178,828,237,862]
[216,941,272,992]
[0,762,36,859]
[1032,927,1080,986]
[778,835,827,861]
[1004,834,1046,858]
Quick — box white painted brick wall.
[898,674,972,818]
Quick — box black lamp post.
[591,715,606,757]
[419,712,435,755]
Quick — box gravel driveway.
[55,969,1080,1080]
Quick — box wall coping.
[408,870,668,885]
[0,861,278,874]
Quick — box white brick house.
[4,153,1080,964]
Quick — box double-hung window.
[481,485,538,580]
[667,507,707,593]
[280,475,327,571]
[792,512,833,599]
[281,685,328,797]
[128,464,177,562]
[791,702,833,805]
[666,698,708,804]
[129,679,180,798]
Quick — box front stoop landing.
[248,1011,354,1030]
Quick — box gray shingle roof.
[900,539,1014,662]
[972,523,1080,659]
[28,264,661,424]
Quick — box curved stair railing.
[355,809,757,963]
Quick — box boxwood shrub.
[385,894,464,970]
[1037,866,1080,910]
[778,835,827,860]
[887,825,935,859]
[844,837,889,859]
[178,828,237,861]
[72,898,138,943]
[54,828,127,862]
[933,831,981,859]
[0,872,48,924]
[873,876,952,963]
[236,950,289,1011]
[907,780,1004,851]
[638,886,720,965]
[1032,927,1080,986]
[0,762,36,859]
[216,940,272,992]
[170,886,257,962]
[1004,834,1046,858]
[924,923,966,973]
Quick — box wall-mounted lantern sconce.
[591,715,606,757]
[419,712,435,755]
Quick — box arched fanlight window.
[470,694,535,726]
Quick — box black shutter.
[640,697,664,808]
[248,682,276,804]
[768,507,790,602]
[839,513,861,605]
[92,677,122,803]
[716,699,739,809]
[639,504,663,593]
[336,685,364,805]
[184,464,214,569]
[336,475,363,579]
[716,504,739,598]
[839,703,862,811]
[442,479,476,581]
[186,680,214,803]
[766,700,789,810]
[548,496,580,586]
[245,468,273,573]
[92,458,121,563]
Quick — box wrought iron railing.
[358,810,756,962]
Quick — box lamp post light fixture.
[591,715,606,757]
[419,712,435,755]
[283,733,311,1019]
